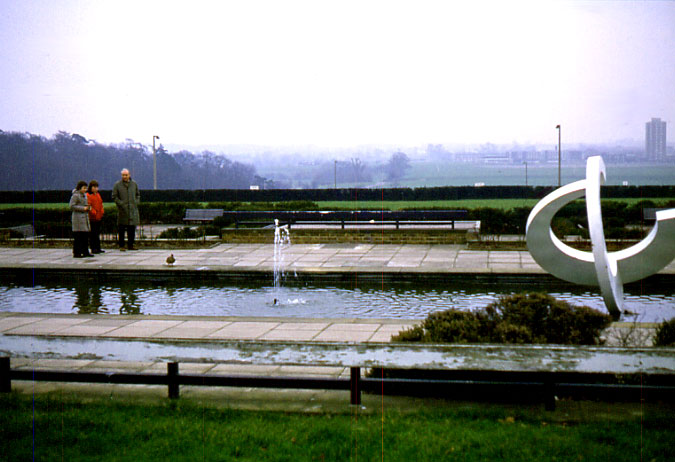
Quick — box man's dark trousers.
[118,225,136,249]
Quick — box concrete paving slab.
[16,359,95,370]
[106,320,182,338]
[386,261,422,267]
[454,258,488,266]
[0,316,45,332]
[151,326,226,339]
[358,257,392,262]
[277,365,345,377]
[290,261,324,268]
[352,261,389,267]
[489,254,521,260]
[8,357,32,368]
[374,324,415,333]
[209,364,281,375]
[259,329,320,341]
[423,254,457,260]
[233,260,263,267]
[321,260,360,267]
[56,324,126,336]
[81,317,135,327]
[419,261,455,268]
[84,360,156,372]
[367,324,412,342]
[274,322,330,330]
[325,323,380,332]
[143,362,217,374]
[6,317,91,335]
[367,332,397,342]
[295,254,332,261]
[313,330,376,342]
[207,322,279,339]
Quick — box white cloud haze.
[1,0,674,148]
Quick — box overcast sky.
[1,0,673,149]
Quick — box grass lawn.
[316,197,674,211]
[1,392,673,461]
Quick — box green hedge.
[2,198,672,238]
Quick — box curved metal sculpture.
[526,156,675,318]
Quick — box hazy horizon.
[1,1,674,149]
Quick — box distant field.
[316,198,674,210]
[255,160,675,188]
[402,163,675,187]
[1,198,672,212]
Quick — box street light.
[334,160,337,189]
[523,161,528,186]
[556,125,561,187]
[152,135,160,190]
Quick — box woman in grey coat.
[69,180,93,258]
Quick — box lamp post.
[556,125,561,187]
[523,161,528,186]
[152,135,160,190]
[334,160,337,189]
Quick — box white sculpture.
[526,156,675,318]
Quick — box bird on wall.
[166,254,175,266]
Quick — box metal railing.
[3,357,674,410]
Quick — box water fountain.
[273,219,291,292]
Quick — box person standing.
[112,168,140,251]
[86,180,105,254]
[69,180,93,258]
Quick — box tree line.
[0,130,258,191]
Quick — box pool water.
[1,271,673,322]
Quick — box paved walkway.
[0,313,414,343]
[0,243,611,274]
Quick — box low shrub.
[158,226,201,239]
[391,293,612,346]
[653,318,675,347]
[202,224,221,236]
[8,229,25,238]
[374,294,613,382]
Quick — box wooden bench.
[225,210,469,230]
[3,342,674,410]
[183,209,224,223]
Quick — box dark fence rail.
[3,185,675,204]
[3,358,674,411]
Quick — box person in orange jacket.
[86,180,105,254]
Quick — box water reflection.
[73,285,105,314]
[120,287,141,315]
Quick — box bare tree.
[386,151,411,183]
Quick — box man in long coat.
[112,168,140,251]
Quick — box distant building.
[564,150,583,163]
[645,117,667,161]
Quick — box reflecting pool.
[0,271,673,322]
